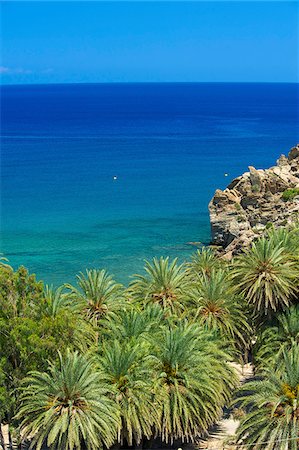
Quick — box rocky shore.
[209,144,299,257]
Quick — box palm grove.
[1,226,299,450]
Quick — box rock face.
[209,144,299,257]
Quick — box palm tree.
[255,305,299,369]
[187,269,251,348]
[129,257,188,316]
[40,285,73,318]
[231,237,298,315]
[267,225,299,256]
[186,247,223,280]
[0,255,12,270]
[235,345,299,450]
[16,350,119,450]
[153,322,237,443]
[35,285,96,352]
[108,304,164,343]
[65,269,123,324]
[99,340,160,446]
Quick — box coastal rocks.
[208,144,299,255]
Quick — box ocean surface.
[1,82,298,285]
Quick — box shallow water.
[1,82,298,285]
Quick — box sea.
[1,82,298,286]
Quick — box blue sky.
[1,1,298,84]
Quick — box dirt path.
[197,363,253,450]
[1,424,10,450]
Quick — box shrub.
[282,188,299,202]
[265,222,274,230]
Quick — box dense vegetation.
[0,226,299,449]
[282,188,299,202]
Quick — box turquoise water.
[1,83,298,285]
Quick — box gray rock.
[208,144,299,256]
[288,144,299,161]
[277,154,289,167]
[249,166,262,192]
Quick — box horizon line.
[1,80,298,87]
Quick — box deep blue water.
[1,82,298,285]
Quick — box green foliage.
[129,257,188,315]
[153,322,237,443]
[266,225,299,255]
[187,269,251,349]
[235,345,299,450]
[0,265,43,318]
[65,269,124,325]
[282,187,299,201]
[255,305,299,369]
[99,340,160,446]
[186,247,224,279]
[231,237,299,314]
[265,221,274,229]
[2,225,299,449]
[40,284,75,318]
[16,350,119,450]
[0,266,94,423]
[0,359,12,423]
[107,304,164,343]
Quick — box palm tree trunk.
[8,429,13,450]
[135,438,143,450]
[0,424,5,450]
[142,436,154,449]
[110,443,121,450]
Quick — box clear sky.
[1,1,298,84]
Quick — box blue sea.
[1,83,298,285]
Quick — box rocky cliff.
[209,144,299,257]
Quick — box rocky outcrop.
[209,144,299,257]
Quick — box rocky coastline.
[209,144,299,258]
